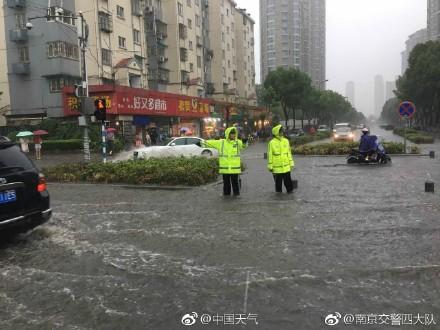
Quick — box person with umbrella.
[33,130,48,160]
[16,131,33,154]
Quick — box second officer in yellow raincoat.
[267,124,294,193]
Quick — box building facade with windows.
[428,0,440,41]
[1,0,257,121]
[3,0,80,118]
[76,0,148,89]
[260,0,326,88]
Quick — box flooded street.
[1,143,440,329]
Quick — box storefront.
[62,85,212,144]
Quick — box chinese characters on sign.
[133,96,167,112]
[177,98,210,114]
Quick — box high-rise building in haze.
[385,81,396,101]
[428,0,440,40]
[374,75,385,114]
[345,81,355,107]
[260,0,326,88]
[401,29,428,74]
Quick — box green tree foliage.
[396,41,440,130]
[262,68,313,128]
[262,68,365,128]
[380,97,401,126]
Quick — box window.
[178,2,183,16]
[197,55,201,68]
[47,6,75,26]
[98,12,113,32]
[47,41,79,60]
[189,40,193,50]
[221,32,224,41]
[227,9,229,16]
[18,46,29,62]
[187,19,192,29]
[227,43,230,51]
[179,23,187,39]
[49,77,78,93]
[15,13,26,29]
[102,48,112,66]
[187,0,191,7]
[195,0,199,6]
[227,26,229,34]
[196,36,202,47]
[180,47,188,61]
[118,36,126,49]
[228,60,230,68]
[222,49,225,59]
[190,63,194,72]
[133,29,141,44]
[195,14,201,27]
[117,5,125,18]
[221,14,224,24]
[232,39,235,48]
[62,9,75,25]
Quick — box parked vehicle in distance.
[0,138,51,235]
[286,128,305,138]
[317,125,330,132]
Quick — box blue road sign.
[398,101,416,118]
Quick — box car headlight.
[334,134,339,138]
[349,133,354,138]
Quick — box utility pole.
[78,12,91,162]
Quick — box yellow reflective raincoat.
[267,125,294,173]
[204,127,245,174]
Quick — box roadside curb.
[47,182,194,190]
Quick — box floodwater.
[1,142,440,329]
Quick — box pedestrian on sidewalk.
[205,127,246,196]
[19,137,29,153]
[33,135,43,159]
[267,124,294,193]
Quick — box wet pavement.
[1,142,440,329]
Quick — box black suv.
[0,138,51,234]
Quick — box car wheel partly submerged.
[201,150,213,157]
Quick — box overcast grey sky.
[235,0,427,116]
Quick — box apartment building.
[428,0,440,40]
[3,0,79,118]
[159,0,206,97]
[234,8,256,105]
[401,29,428,74]
[76,0,148,89]
[260,0,326,88]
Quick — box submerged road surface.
[1,143,440,329]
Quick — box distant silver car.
[317,125,329,132]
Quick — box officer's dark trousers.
[223,174,240,196]
[273,172,293,193]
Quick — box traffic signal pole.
[101,120,107,164]
[79,12,91,162]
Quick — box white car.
[166,137,218,157]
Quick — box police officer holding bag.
[267,124,294,193]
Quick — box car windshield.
[336,127,351,132]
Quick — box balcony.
[7,0,26,8]
[9,29,28,42]
[98,13,113,33]
[12,62,30,75]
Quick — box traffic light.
[94,98,106,121]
